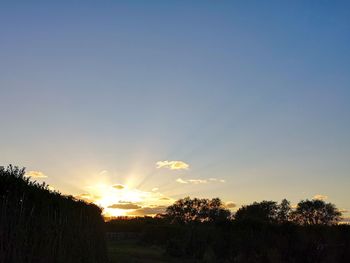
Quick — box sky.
[1,1,349,218]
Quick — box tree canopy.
[234,198,342,226]
[234,200,280,224]
[291,199,342,226]
[165,197,231,223]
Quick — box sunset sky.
[1,1,349,219]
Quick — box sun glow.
[76,181,172,217]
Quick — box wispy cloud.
[176,178,188,184]
[159,197,171,201]
[108,203,141,209]
[176,177,225,184]
[156,160,189,170]
[188,179,207,184]
[25,170,47,178]
[152,187,159,192]
[209,178,225,183]
[313,194,328,201]
[99,170,108,176]
[112,184,125,190]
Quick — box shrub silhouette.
[0,165,107,263]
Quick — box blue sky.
[1,1,349,217]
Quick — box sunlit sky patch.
[25,171,47,178]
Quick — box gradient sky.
[1,1,349,218]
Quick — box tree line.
[0,165,107,263]
[107,197,349,262]
[163,197,342,226]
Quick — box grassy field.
[107,241,188,263]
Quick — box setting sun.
[75,178,173,217]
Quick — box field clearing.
[107,241,189,263]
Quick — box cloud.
[112,184,125,190]
[176,178,226,184]
[25,171,47,178]
[209,178,226,183]
[176,178,188,184]
[127,206,167,216]
[159,197,171,201]
[152,187,159,192]
[188,179,207,184]
[313,194,328,201]
[156,160,189,170]
[226,202,236,209]
[340,209,348,213]
[99,170,108,176]
[108,203,142,210]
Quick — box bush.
[0,165,107,263]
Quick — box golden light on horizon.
[76,178,173,217]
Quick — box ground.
[107,241,189,263]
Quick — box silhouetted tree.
[290,199,342,225]
[277,198,292,224]
[165,197,231,223]
[234,200,279,223]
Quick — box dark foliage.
[291,199,342,226]
[0,165,107,263]
[234,199,341,226]
[165,197,231,224]
[235,200,280,224]
[106,197,349,262]
[107,218,350,263]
